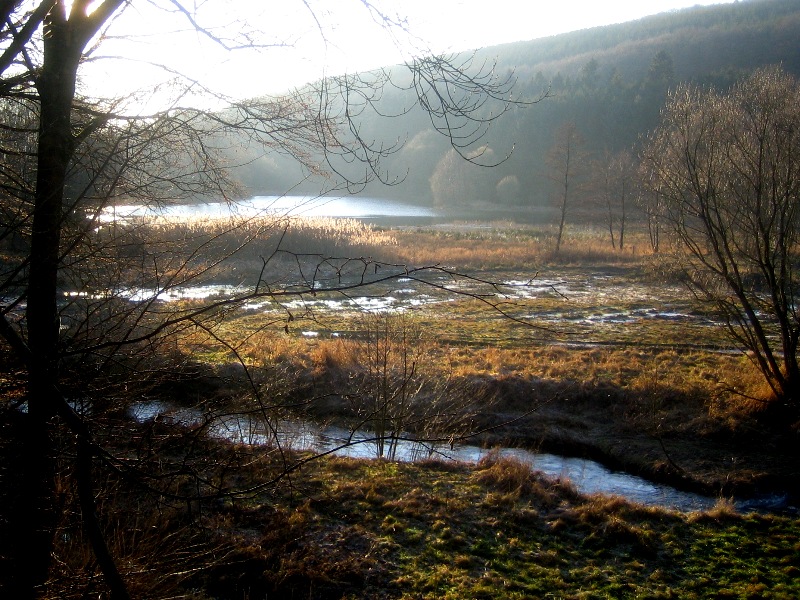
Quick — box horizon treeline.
[230,0,800,217]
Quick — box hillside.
[232,0,800,215]
[491,0,800,83]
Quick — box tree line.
[229,0,800,212]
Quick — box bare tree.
[546,121,588,253]
[344,311,486,460]
[592,149,635,250]
[638,179,665,254]
[0,2,531,597]
[641,66,800,416]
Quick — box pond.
[128,400,793,514]
[102,195,438,224]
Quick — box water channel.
[129,400,792,515]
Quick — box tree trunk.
[556,176,568,253]
[619,183,627,251]
[556,200,567,252]
[11,3,132,595]
[606,199,616,249]
[77,439,131,600]
[21,14,82,596]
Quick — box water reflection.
[128,400,751,513]
[321,429,721,512]
[101,195,437,222]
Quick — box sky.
[83,0,736,108]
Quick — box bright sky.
[83,0,735,108]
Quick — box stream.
[129,400,793,514]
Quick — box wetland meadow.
[5,197,799,598]
[124,202,798,593]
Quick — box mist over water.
[102,195,438,222]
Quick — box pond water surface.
[102,195,437,222]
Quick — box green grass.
[195,453,800,599]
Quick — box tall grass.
[125,213,397,255]
[105,215,664,278]
[387,224,661,269]
[93,213,401,290]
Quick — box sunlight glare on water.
[128,400,730,513]
[100,195,437,223]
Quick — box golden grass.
[193,310,770,425]
[106,211,679,292]
[126,213,399,254]
[137,214,775,422]
[686,497,740,522]
[473,452,578,508]
[385,225,661,269]
[436,343,765,407]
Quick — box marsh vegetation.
[4,194,799,598]
[3,2,800,597]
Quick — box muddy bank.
[303,367,800,505]
[146,357,800,509]
[475,395,800,504]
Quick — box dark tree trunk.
[619,183,626,251]
[17,3,130,595]
[77,439,131,600]
[21,8,82,595]
[556,172,568,253]
[606,199,616,249]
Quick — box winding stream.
[129,400,792,514]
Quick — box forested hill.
[235,0,800,212]
[490,0,800,85]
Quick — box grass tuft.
[473,452,579,508]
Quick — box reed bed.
[108,214,663,276]
[134,213,397,252]
[98,214,402,287]
[387,224,661,269]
